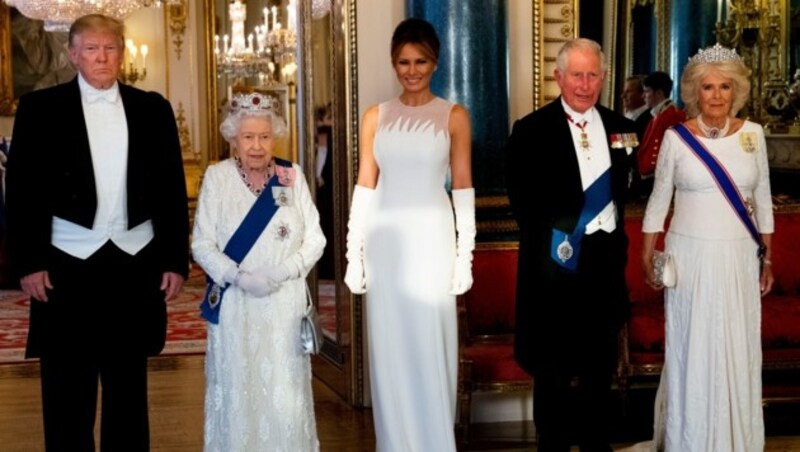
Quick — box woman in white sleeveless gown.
[640,45,774,452]
[344,18,475,452]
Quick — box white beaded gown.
[191,159,326,452]
[642,121,774,452]
[364,97,458,452]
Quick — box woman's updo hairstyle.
[390,18,440,65]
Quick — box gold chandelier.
[3,0,169,32]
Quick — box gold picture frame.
[0,6,77,117]
[0,5,15,116]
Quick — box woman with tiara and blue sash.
[192,92,326,451]
[640,44,775,452]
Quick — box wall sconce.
[119,38,148,85]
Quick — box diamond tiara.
[229,92,279,114]
[689,43,742,64]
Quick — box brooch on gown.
[740,132,757,153]
[274,221,291,241]
[272,186,293,206]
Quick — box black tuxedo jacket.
[505,98,636,374]
[6,77,189,280]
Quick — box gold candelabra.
[715,0,785,127]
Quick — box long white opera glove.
[344,185,374,294]
[450,188,476,295]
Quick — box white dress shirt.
[561,99,617,235]
[51,74,154,259]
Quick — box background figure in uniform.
[343,18,475,452]
[505,38,636,452]
[636,71,687,196]
[192,92,325,451]
[641,44,773,452]
[621,74,651,141]
[6,14,188,451]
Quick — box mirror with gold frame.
[301,0,362,406]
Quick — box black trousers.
[532,230,626,452]
[32,242,164,452]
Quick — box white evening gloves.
[223,260,301,298]
[450,188,476,295]
[344,185,374,294]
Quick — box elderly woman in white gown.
[191,92,325,452]
[640,44,774,452]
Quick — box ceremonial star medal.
[740,132,757,153]
[557,235,574,263]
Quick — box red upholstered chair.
[620,210,800,405]
[456,242,533,444]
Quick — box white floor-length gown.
[642,121,773,452]
[192,159,326,452]
[364,97,459,452]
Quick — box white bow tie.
[84,89,119,104]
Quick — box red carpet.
[0,267,208,364]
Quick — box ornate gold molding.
[174,102,196,160]
[534,0,578,110]
[167,0,187,60]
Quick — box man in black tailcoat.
[505,38,637,452]
[5,14,188,451]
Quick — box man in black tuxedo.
[505,38,636,452]
[5,14,188,451]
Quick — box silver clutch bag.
[653,250,677,288]
[300,283,323,355]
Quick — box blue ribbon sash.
[200,158,292,324]
[550,169,612,272]
[673,124,765,258]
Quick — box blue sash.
[200,158,292,324]
[673,124,765,258]
[550,169,612,272]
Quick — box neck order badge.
[566,114,590,151]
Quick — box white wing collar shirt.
[561,99,617,235]
[51,74,154,259]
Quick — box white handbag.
[300,283,323,355]
[653,250,676,288]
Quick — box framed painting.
[0,5,77,116]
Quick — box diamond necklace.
[697,115,730,139]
